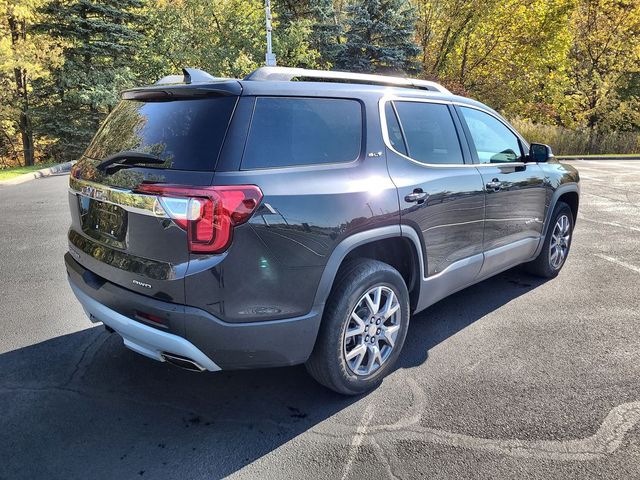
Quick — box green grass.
[0,162,56,181]
[556,153,640,158]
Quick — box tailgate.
[66,92,240,303]
[68,176,190,303]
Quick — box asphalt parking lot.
[1,160,639,479]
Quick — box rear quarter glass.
[84,96,237,171]
[241,97,363,170]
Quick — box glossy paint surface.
[476,163,547,251]
[386,152,486,276]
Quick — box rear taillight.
[70,162,81,179]
[134,183,263,254]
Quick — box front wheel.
[305,259,410,395]
[525,201,574,278]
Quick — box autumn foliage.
[1,0,639,167]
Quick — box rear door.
[456,105,547,275]
[383,98,486,309]
[68,92,238,304]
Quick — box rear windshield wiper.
[96,151,165,173]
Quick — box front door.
[456,106,548,275]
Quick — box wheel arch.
[312,226,422,313]
[558,190,579,224]
[534,183,580,258]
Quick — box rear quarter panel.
[183,92,401,323]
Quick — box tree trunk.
[587,125,598,155]
[18,109,35,167]
[8,15,35,166]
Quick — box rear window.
[84,96,237,171]
[241,97,362,169]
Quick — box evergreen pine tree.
[36,0,143,162]
[337,0,420,74]
[276,0,343,67]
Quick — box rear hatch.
[68,81,241,304]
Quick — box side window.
[460,107,522,164]
[384,102,407,156]
[242,97,362,169]
[391,101,464,165]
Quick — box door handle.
[404,189,428,203]
[486,178,502,191]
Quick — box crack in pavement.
[341,402,376,480]
[62,329,109,387]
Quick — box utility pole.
[265,0,277,66]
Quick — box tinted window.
[385,102,407,156]
[242,97,361,169]
[460,107,522,163]
[84,97,237,171]
[393,101,463,164]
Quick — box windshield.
[84,96,237,171]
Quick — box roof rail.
[244,67,451,94]
[155,67,217,85]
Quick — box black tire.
[524,201,574,278]
[305,258,410,395]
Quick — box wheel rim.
[549,214,571,270]
[343,285,401,376]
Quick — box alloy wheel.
[549,214,571,270]
[343,285,401,376]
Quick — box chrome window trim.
[379,95,529,169]
[69,176,167,218]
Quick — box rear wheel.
[306,259,410,395]
[525,201,574,278]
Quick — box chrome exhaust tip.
[161,352,206,372]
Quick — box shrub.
[510,118,640,155]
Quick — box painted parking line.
[594,253,640,274]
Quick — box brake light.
[134,183,263,253]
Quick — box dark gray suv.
[65,67,580,395]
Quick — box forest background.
[2,0,639,168]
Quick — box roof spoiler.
[243,67,451,94]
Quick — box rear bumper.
[65,253,322,370]
[70,282,221,371]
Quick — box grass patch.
[557,153,640,158]
[0,162,57,181]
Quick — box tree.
[276,0,343,67]
[415,0,487,80]
[36,0,143,162]
[337,0,420,74]
[0,0,62,166]
[138,0,321,83]
[568,0,640,150]
[414,0,574,123]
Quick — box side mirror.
[528,143,554,163]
